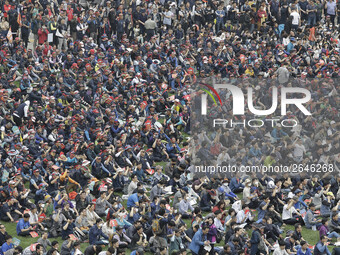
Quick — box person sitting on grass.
[297,240,312,255]
[314,235,332,255]
[37,232,52,253]
[0,224,9,246]
[319,218,340,240]
[3,245,23,255]
[1,235,13,255]
[22,243,44,255]
[84,244,102,255]
[273,240,289,255]
[304,203,322,229]
[16,213,32,236]
[89,219,109,245]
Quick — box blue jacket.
[1,242,13,255]
[314,242,331,255]
[16,218,30,235]
[250,229,261,255]
[297,247,313,255]
[189,229,206,254]
[229,177,244,192]
[89,225,109,245]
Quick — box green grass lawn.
[1,169,332,253]
[2,194,330,254]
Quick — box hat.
[8,149,18,156]
[44,195,51,201]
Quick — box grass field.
[1,190,331,254]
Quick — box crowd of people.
[0,0,339,254]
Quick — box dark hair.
[111,238,119,244]
[279,240,286,246]
[295,223,301,230]
[52,240,59,246]
[5,235,12,241]
[36,244,43,250]
[108,247,116,253]
[202,226,209,231]
[322,218,328,225]
[15,246,23,252]
[95,245,103,253]
[193,224,200,231]
[24,213,30,218]
[159,208,166,216]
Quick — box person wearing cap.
[30,169,48,194]
[91,156,113,179]
[293,189,308,210]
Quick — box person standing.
[21,15,30,48]
[57,19,68,50]
[275,63,290,85]
[290,7,301,30]
[326,0,337,26]
[144,16,157,41]
[250,224,261,255]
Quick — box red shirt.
[3,4,11,18]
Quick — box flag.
[17,11,22,26]
[7,28,13,43]
[29,231,39,238]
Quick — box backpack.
[152,217,163,235]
